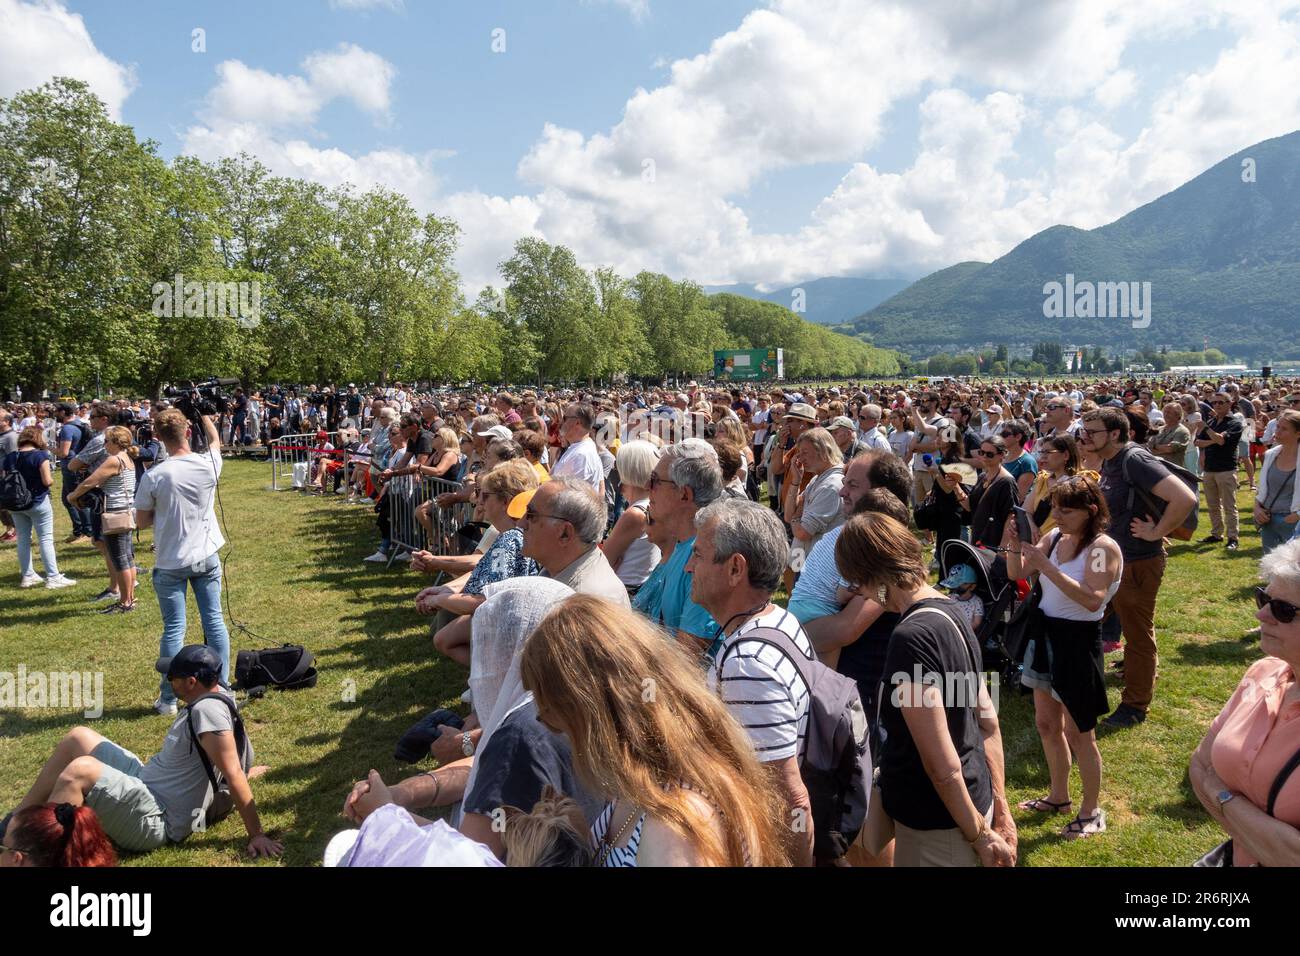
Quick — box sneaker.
[362,550,390,563]
[1103,704,1147,728]
[1201,534,1224,544]
[153,697,178,716]
[392,551,412,563]
[1226,538,1239,551]
[92,588,120,602]
[19,573,43,588]
[100,602,135,614]
[45,575,78,590]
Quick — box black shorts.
[104,528,135,572]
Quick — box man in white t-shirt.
[687,498,814,866]
[908,391,951,505]
[549,402,604,494]
[134,408,229,716]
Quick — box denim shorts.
[104,528,135,571]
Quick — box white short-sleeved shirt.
[709,606,813,763]
[549,436,604,491]
[134,447,225,570]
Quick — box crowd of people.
[3,372,1300,867]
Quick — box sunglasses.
[976,449,1001,458]
[648,473,678,489]
[1256,587,1299,624]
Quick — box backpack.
[0,454,33,511]
[718,626,873,865]
[186,692,251,828]
[62,421,92,456]
[232,644,317,695]
[1117,444,1200,541]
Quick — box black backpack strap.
[186,693,248,787]
[1267,745,1300,817]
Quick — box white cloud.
[201,43,394,130]
[0,0,135,118]
[1094,69,1137,110]
[184,44,442,221]
[175,0,1300,298]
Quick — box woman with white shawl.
[339,577,601,861]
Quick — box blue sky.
[4,0,1300,294]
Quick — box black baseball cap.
[156,644,223,680]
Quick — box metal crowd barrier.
[268,431,342,490]
[385,474,473,564]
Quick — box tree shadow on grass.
[226,496,470,864]
[1172,640,1257,666]
[0,706,147,736]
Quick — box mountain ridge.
[846,130,1300,359]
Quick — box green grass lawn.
[0,458,1266,866]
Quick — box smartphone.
[1013,505,1034,542]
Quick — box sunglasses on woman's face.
[1256,587,1299,624]
[977,448,1000,458]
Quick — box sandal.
[1062,809,1106,839]
[1018,796,1073,814]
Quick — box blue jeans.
[12,495,60,578]
[60,467,91,537]
[1260,513,1297,555]
[153,553,231,704]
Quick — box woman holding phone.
[1003,476,1122,838]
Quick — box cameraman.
[133,407,230,717]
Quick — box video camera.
[162,377,238,451]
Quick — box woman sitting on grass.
[422,460,541,667]
[1188,537,1300,866]
[344,579,602,861]
[0,803,117,867]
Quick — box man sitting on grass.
[0,646,281,859]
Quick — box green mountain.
[846,130,1300,360]
[703,276,913,325]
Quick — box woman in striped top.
[520,595,790,867]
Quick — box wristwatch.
[461,732,476,757]
[1216,789,1235,808]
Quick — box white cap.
[476,425,512,442]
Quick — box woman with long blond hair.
[520,595,791,867]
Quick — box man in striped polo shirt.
[687,498,815,866]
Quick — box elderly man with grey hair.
[686,497,816,866]
[633,438,723,646]
[856,403,891,454]
[518,477,629,607]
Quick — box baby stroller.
[938,539,1033,690]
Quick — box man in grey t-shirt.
[1081,407,1196,729]
[3,645,281,858]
